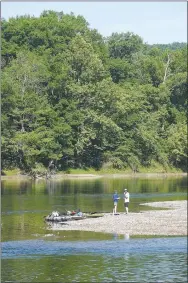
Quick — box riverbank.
[57,172,187,179]
[48,201,187,236]
[1,172,187,180]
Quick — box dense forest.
[1,11,187,174]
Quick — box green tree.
[107,32,144,59]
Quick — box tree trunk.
[163,54,170,83]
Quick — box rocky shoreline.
[48,201,187,236]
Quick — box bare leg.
[114,204,117,214]
[125,207,128,214]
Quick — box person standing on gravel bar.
[124,189,130,214]
[112,190,120,215]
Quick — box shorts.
[114,201,118,206]
[124,202,129,208]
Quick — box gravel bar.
[48,201,187,236]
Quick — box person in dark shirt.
[112,190,120,215]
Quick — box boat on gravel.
[44,210,104,222]
[86,213,104,218]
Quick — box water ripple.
[2,237,187,259]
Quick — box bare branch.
[163,54,170,83]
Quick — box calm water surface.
[1,176,187,282]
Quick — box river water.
[1,175,187,282]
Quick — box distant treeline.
[1,11,187,173]
[147,42,187,51]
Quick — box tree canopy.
[1,11,187,173]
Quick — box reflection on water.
[1,175,187,196]
[112,233,130,241]
[124,233,130,240]
[1,237,187,282]
[1,176,187,282]
[1,177,187,215]
[2,254,187,282]
[1,176,187,242]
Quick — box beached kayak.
[44,211,104,222]
[85,213,104,218]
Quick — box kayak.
[44,211,104,222]
[45,215,85,222]
[85,213,104,218]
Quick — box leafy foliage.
[1,11,187,172]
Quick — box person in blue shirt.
[112,190,120,215]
